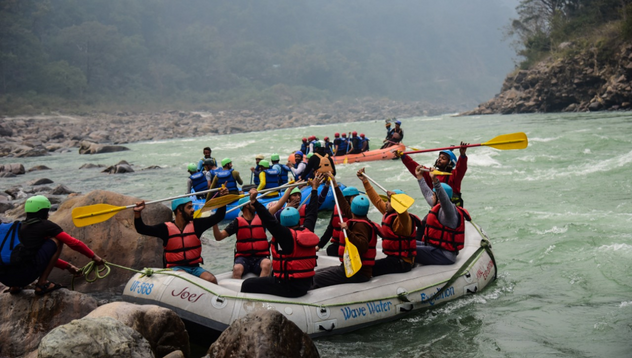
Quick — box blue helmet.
[342,186,360,197]
[433,183,453,199]
[440,150,457,168]
[395,120,401,125]
[392,189,405,195]
[237,197,250,206]
[295,151,304,157]
[350,195,370,216]
[172,197,192,211]
[280,207,300,227]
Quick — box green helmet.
[221,158,232,167]
[306,153,313,159]
[271,153,280,161]
[313,141,322,148]
[187,163,197,172]
[290,187,302,196]
[259,160,270,168]
[25,195,51,213]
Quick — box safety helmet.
[341,133,347,137]
[309,135,316,141]
[350,195,370,216]
[290,187,302,196]
[221,158,232,167]
[255,154,264,160]
[24,195,51,213]
[392,189,405,195]
[433,183,453,199]
[342,186,360,197]
[334,133,340,138]
[271,153,280,161]
[439,150,458,168]
[324,136,329,141]
[171,197,192,211]
[203,158,215,166]
[280,207,300,227]
[187,163,197,172]
[306,153,313,159]
[352,131,357,136]
[237,197,250,207]
[302,137,307,142]
[360,133,365,138]
[295,151,304,157]
[259,160,270,168]
[313,141,322,148]
[395,120,401,125]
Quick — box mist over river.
[1,112,631,357]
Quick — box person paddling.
[133,187,229,284]
[0,195,105,295]
[210,158,243,195]
[186,163,209,199]
[318,186,359,257]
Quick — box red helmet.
[334,132,340,137]
[360,133,365,138]
[341,133,347,137]
[302,137,307,142]
[309,135,316,141]
[324,136,329,141]
[352,131,357,136]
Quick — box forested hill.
[0,0,515,113]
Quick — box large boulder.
[48,190,172,293]
[86,302,190,358]
[206,310,320,358]
[0,163,25,175]
[78,140,129,155]
[37,317,155,358]
[0,289,97,358]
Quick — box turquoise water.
[2,112,631,357]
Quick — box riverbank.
[0,98,458,158]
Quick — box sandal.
[34,282,66,296]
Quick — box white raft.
[122,221,496,337]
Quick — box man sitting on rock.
[133,187,229,284]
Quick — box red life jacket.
[337,218,378,266]
[380,212,418,259]
[423,205,471,253]
[164,222,203,268]
[298,204,307,226]
[330,205,349,244]
[235,216,269,257]
[271,228,319,280]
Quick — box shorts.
[234,256,268,276]
[171,265,209,277]
[0,239,57,287]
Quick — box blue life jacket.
[275,163,291,185]
[0,221,21,266]
[300,143,309,155]
[253,166,262,186]
[361,137,370,151]
[215,168,238,192]
[189,172,209,195]
[324,141,333,155]
[264,168,280,190]
[338,138,348,152]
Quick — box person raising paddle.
[133,186,229,284]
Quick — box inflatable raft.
[332,144,406,164]
[191,183,345,221]
[122,220,496,337]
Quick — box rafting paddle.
[72,187,225,227]
[360,172,415,214]
[402,132,528,155]
[331,182,362,278]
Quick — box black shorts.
[0,240,57,287]
[234,256,268,276]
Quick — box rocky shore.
[461,42,632,115]
[0,98,457,158]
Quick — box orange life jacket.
[271,228,319,280]
[235,216,269,257]
[423,205,471,253]
[164,222,203,267]
[380,212,418,259]
[337,218,378,266]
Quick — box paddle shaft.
[402,133,527,155]
[360,173,388,194]
[204,181,303,212]
[144,187,223,207]
[330,184,349,239]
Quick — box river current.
[1,112,631,357]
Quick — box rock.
[14,145,49,158]
[588,101,602,111]
[102,163,135,174]
[49,184,75,195]
[206,310,319,358]
[143,165,163,170]
[0,163,25,175]
[0,172,16,178]
[37,317,155,358]
[164,351,185,358]
[0,289,97,358]
[86,302,190,358]
[27,165,52,172]
[78,140,129,155]
[0,200,14,213]
[79,163,106,169]
[47,190,171,293]
[28,178,54,186]
[0,124,13,136]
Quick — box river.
[1,112,631,357]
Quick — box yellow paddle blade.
[72,204,128,227]
[390,193,415,214]
[343,237,362,277]
[482,132,528,150]
[343,156,348,164]
[379,194,389,202]
[193,194,244,218]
